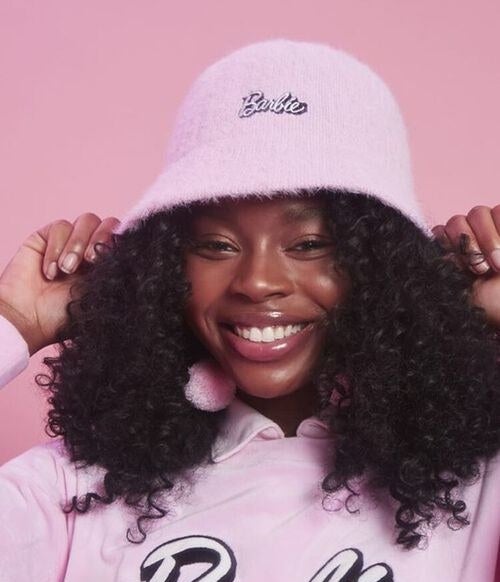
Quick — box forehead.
[188,194,328,224]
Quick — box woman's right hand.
[0,213,121,356]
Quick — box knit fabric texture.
[115,38,430,236]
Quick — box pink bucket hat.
[114,38,431,412]
[116,38,430,236]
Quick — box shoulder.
[463,449,500,515]
[0,438,104,502]
[481,449,500,488]
[2,438,69,477]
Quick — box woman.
[0,39,498,581]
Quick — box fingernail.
[61,252,78,273]
[471,259,490,274]
[490,249,500,270]
[46,261,58,280]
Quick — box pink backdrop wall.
[1,1,499,467]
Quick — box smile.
[219,322,316,362]
[231,323,309,343]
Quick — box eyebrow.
[282,206,325,223]
[193,204,325,224]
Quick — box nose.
[227,248,295,302]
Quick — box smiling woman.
[17,184,498,572]
[0,38,499,582]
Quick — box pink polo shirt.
[0,313,499,581]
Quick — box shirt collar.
[212,395,332,463]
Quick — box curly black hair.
[35,187,500,551]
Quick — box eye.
[291,239,332,251]
[191,240,235,252]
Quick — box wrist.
[0,300,42,357]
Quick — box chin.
[235,384,299,400]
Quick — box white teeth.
[233,323,308,343]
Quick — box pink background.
[1,0,499,467]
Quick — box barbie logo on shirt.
[140,536,394,582]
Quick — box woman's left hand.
[432,205,500,329]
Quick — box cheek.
[183,261,227,327]
[299,260,349,310]
[311,276,346,310]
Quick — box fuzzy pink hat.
[115,38,430,237]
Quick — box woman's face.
[182,195,350,400]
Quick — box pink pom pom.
[184,359,236,411]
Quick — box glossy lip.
[219,321,316,362]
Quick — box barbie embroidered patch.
[238,91,308,118]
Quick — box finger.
[465,205,500,273]
[83,217,121,262]
[58,213,102,275]
[443,213,490,275]
[431,224,465,270]
[41,219,75,280]
[489,204,500,267]
[431,225,453,250]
